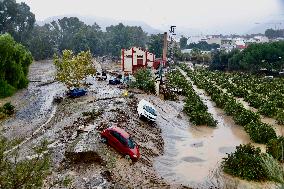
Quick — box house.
[206,37,222,45]
[121,47,157,74]
[235,40,246,50]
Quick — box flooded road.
[0,60,65,140]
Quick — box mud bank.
[0,60,171,188]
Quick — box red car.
[100,126,140,161]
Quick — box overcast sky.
[17,0,284,34]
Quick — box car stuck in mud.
[100,126,140,161]
[137,99,157,122]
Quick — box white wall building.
[121,47,156,74]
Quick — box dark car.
[100,126,140,161]
[96,71,107,81]
[101,71,107,80]
[108,78,121,85]
[67,88,87,97]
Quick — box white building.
[121,47,156,74]
[206,37,222,45]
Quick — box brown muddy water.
[143,92,255,188]
[146,69,272,188]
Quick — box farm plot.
[166,69,217,127]
[179,65,284,185]
[180,65,278,144]
[196,69,284,125]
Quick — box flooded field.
[142,92,252,188]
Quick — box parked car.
[101,71,107,80]
[109,77,121,85]
[67,88,87,98]
[96,71,107,81]
[100,126,140,161]
[137,99,157,122]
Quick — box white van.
[137,99,157,122]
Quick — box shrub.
[2,102,15,115]
[258,101,278,117]
[132,68,155,93]
[0,137,51,188]
[224,99,243,116]
[260,154,284,183]
[244,93,264,109]
[266,137,284,162]
[163,89,178,101]
[0,80,16,98]
[276,110,284,125]
[211,93,231,109]
[0,34,33,98]
[244,122,277,144]
[233,109,260,126]
[222,144,267,181]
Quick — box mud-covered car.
[109,78,121,85]
[96,71,107,81]
[100,126,140,161]
[137,99,157,122]
[67,88,87,97]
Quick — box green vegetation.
[187,41,220,51]
[260,154,284,183]
[130,68,155,94]
[182,67,278,144]
[147,34,164,58]
[0,0,35,44]
[0,0,153,60]
[0,34,33,98]
[258,101,279,117]
[168,69,217,127]
[179,36,219,50]
[222,144,284,182]
[244,122,277,144]
[266,137,284,162]
[0,102,15,119]
[222,144,267,181]
[54,50,96,89]
[210,41,284,72]
[265,28,284,39]
[276,110,284,125]
[0,138,51,188]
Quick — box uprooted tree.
[54,50,96,89]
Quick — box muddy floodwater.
[149,69,272,188]
[145,92,253,188]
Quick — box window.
[111,131,127,145]
[127,137,136,149]
[143,105,157,116]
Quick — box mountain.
[36,14,162,34]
